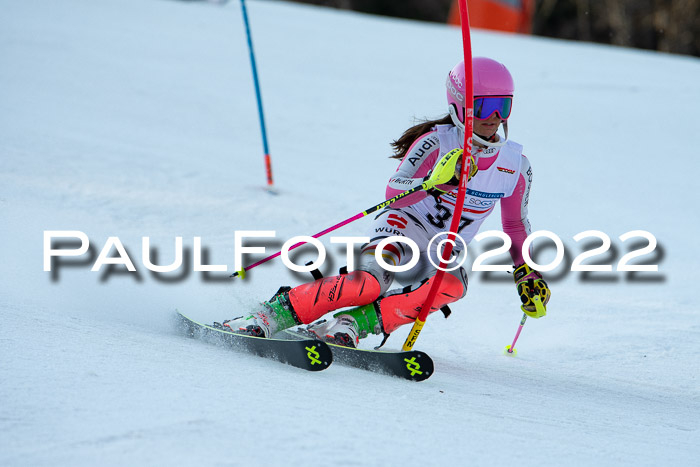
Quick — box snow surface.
[1,0,699,465]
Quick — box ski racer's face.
[473,113,502,139]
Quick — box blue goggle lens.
[474,96,512,120]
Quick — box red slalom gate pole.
[403,0,474,351]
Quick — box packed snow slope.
[1,0,699,465]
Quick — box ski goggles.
[473,96,513,120]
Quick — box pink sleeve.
[501,155,533,266]
[385,131,441,208]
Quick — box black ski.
[284,329,433,381]
[176,311,333,371]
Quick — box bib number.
[426,202,473,232]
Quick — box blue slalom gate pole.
[240,0,273,187]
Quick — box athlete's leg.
[288,270,381,324]
[377,267,468,334]
[288,208,425,324]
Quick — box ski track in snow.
[1,0,699,465]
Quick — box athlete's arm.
[386,131,441,208]
[501,155,533,265]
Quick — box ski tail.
[176,311,333,371]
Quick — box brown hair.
[390,114,453,160]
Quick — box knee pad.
[357,263,394,296]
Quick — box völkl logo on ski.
[404,356,422,377]
[305,345,322,365]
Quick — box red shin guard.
[288,271,381,324]
[379,273,464,334]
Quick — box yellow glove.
[425,148,478,192]
[513,263,551,318]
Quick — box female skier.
[222,57,551,347]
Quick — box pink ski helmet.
[446,57,514,128]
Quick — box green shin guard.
[265,288,300,331]
[333,303,381,338]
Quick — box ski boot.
[307,303,382,348]
[218,287,301,338]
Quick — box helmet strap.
[473,120,508,148]
[449,104,464,132]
